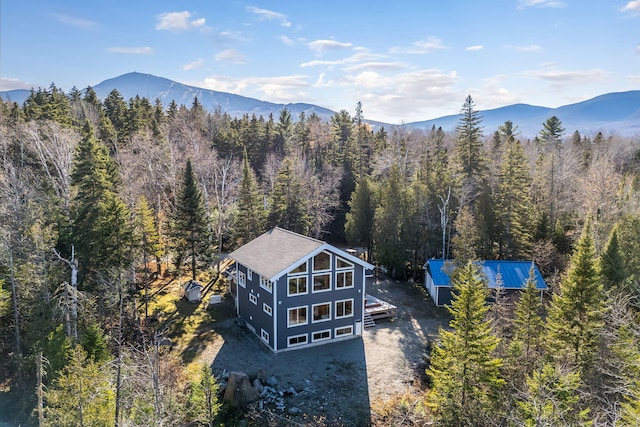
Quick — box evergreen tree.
[233,150,266,246]
[495,133,533,259]
[266,157,308,234]
[600,224,626,290]
[187,365,221,427]
[451,206,480,264]
[546,218,605,368]
[171,159,211,280]
[345,177,376,262]
[511,265,545,371]
[428,262,504,426]
[454,95,486,208]
[539,115,565,149]
[374,165,406,278]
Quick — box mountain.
[1,72,639,137]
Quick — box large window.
[288,276,307,296]
[313,273,331,292]
[288,334,308,347]
[336,257,353,269]
[336,299,354,318]
[313,303,331,322]
[313,252,331,271]
[287,306,307,327]
[289,261,307,274]
[336,271,353,289]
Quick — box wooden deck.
[364,294,397,327]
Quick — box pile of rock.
[219,369,304,416]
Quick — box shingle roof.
[424,259,548,290]
[228,227,325,279]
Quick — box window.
[263,303,272,316]
[336,271,353,289]
[313,303,331,322]
[260,276,272,292]
[287,306,307,327]
[312,330,331,342]
[335,326,353,337]
[249,293,257,305]
[336,257,353,269]
[313,252,331,271]
[288,334,308,347]
[247,269,253,281]
[238,271,246,288]
[288,276,307,296]
[312,273,331,292]
[261,329,269,343]
[289,261,307,274]
[336,299,354,318]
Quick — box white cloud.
[108,47,153,55]
[53,13,97,30]
[279,36,295,46]
[622,1,640,15]
[156,11,205,31]
[215,49,247,64]
[301,50,386,68]
[517,0,566,8]
[246,6,291,27]
[528,68,611,87]
[509,44,543,52]
[629,74,640,84]
[0,77,32,91]
[183,59,204,71]
[390,37,446,54]
[466,45,484,51]
[202,74,311,103]
[343,62,407,72]
[308,39,353,54]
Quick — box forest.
[0,84,639,426]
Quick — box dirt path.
[202,276,451,425]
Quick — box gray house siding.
[236,264,275,349]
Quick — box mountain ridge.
[2,72,639,137]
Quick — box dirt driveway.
[206,277,451,426]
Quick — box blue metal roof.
[424,259,548,290]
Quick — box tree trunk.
[9,249,21,357]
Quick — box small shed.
[183,280,202,303]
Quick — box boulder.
[223,371,260,407]
[253,378,264,394]
[266,375,278,387]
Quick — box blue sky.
[1,0,639,123]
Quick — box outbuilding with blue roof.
[423,259,548,307]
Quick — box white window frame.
[261,329,269,343]
[312,329,331,342]
[287,334,308,347]
[238,271,246,288]
[247,269,253,281]
[313,251,332,272]
[312,302,332,323]
[335,325,353,337]
[335,299,354,319]
[289,261,307,275]
[287,306,308,327]
[248,293,257,305]
[260,276,272,293]
[312,273,331,293]
[263,303,272,316]
[288,276,308,296]
[336,256,354,270]
[336,270,354,289]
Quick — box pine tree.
[454,95,486,207]
[374,165,406,278]
[187,364,221,427]
[171,159,211,280]
[511,265,544,371]
[546,218,605,368]
[233,150,266,246]
[600,224,626,289]
[266,157,308,234]
[345,177,376,262]
[495,133,533,259]
[451,206,480,264]
[428,262,504,426]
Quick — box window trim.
[247,269,253,281]
[336,256,354,270]
[238,271,246,288]
[335,325,353,337]
[312,273,331,293]
[288,275,308,296]
[287,334,308,347]
[260,276,272,293]
[312,302,332,323]
[287,306,308,328]
[263,303,272,316]
[312,329,331,342]
[335,298,354,319]
[313,251,332,272]
[335,270,354,289]
[261,329,269,344]
[248,293,257,305]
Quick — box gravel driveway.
[207,277,451,426]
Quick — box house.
[423,259,548,307]
[183,280,202,303]
[228,227,374,352]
